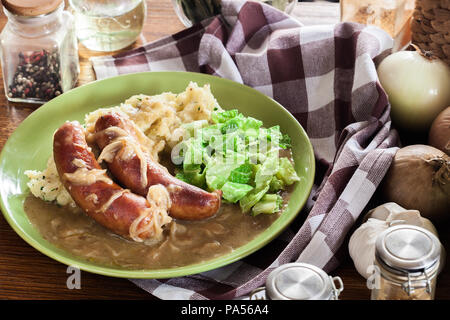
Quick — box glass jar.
[0,0,79,104]
[172,0,296,28]
[68,0,146,52]
[340,0,415,51]
[248,263,344,300]
[371,225,441,300]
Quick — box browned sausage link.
[53,121,165,241]
[94,113,222,220]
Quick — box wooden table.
[0,0,449,300]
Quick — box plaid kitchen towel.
[91,0,399,299]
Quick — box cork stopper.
[1,0,63,16]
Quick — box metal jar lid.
[375,225,441,273]
[265,263,343,300]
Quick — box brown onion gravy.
[25,149,295,270]
[24,193,289,270]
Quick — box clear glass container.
[340,0,415,51]
[172,0,296,28]
[248,263,344,300]
[0,1,79,104]
[371,225,441,300]
[68,0,147,52]
[371,259,439,300]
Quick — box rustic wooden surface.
[0,0,449,300]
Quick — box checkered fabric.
[91,0,399,300]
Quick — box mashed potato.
[25,157,76,207]
[25,82,221,206]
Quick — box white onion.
[377,50,450,131]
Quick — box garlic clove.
[363,202,407,222]
[387,210,423,227]
[348,218,389,279]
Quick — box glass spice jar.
[0,0,80,104]
[247,263,344,300]
[340,0,415,51]
[371,225,441,300]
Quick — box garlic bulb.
[349,202,440,279]
[349,218,388,279]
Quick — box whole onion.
[377,49,450,132]
[429,107,450,155]
[381,145,450,222]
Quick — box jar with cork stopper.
[0,0,80,104]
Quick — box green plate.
[0,71,315,279]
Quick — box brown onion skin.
[429,106,450,156]
[381,145,450,223]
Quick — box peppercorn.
[8,49,63,101]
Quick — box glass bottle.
[0,0,79,104]
[371,225,441,300]
[172,0,296,28]
[68,0,147,52]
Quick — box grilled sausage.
[53,121,171,242]
[94,112,222,220]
